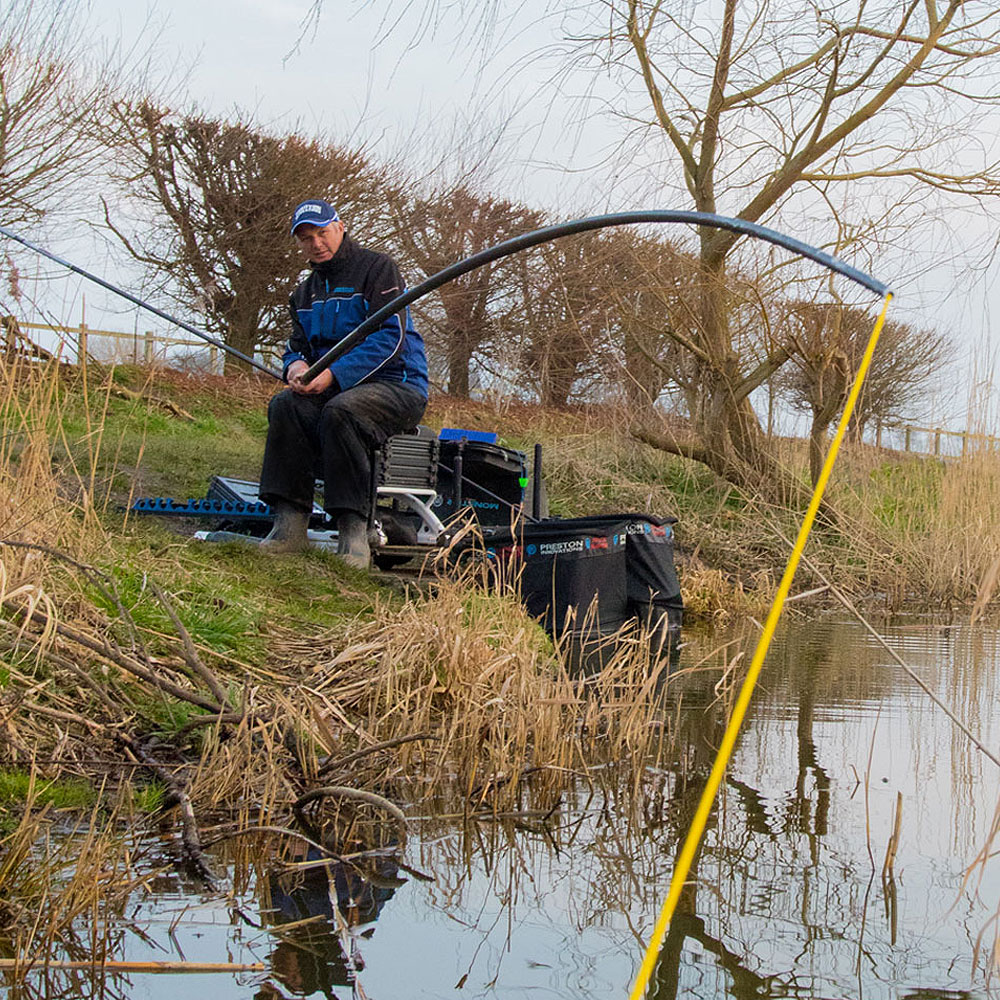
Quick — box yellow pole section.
[628,292,893,1000]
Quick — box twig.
[201,824,341,860]
[148,581,230,707]
[317,732,437,777]
[176,712,250,734]
[43,647,137,715]
[7,600,223,713]
[293,786,407,844]
[0,539,148,658]
[22,701,105,734]
[110,382,195,421]
[784,584,830,603]
[0,959,265,973]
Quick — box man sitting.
[259,199,428,567]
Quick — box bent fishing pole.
[294,209,898,1000]
[301,209,890,382]
[0,225,284,381]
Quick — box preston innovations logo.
[538,538,586,555]
[526,543,537,556]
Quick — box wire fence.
[3,315,283,375]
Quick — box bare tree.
[511,231,627,407]
[601,230,702,412]
[389,184,543,396]
[104,102,390,372]
[357,1,1000,500]
[0,0,126,225]
[850,323,950,439]
[584,0,998,495]
[774,301,857,486]
[776,301,950,481]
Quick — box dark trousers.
[259,380,427,519]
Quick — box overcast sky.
[16,1,1000,428]
[90,0,598,204]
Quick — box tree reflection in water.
[256,851,402,999]
[403,618,1000,998]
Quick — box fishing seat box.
[433,438,527,526]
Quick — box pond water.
[6,615,1000,1000]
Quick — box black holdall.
[468,513,682,638]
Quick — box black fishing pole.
[301,209,892,383]
[0,225,284,381]
[3,212,891,389]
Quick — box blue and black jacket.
[282,234,429,397]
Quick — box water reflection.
[369,616,1000,999]
[639,616,1000,1000]
[4,617,1000,999]
[256,852,402,999]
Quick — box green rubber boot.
[336,512,371,569]
[259,502,310,553]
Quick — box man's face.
[294,221,345,263]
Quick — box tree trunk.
[640,254,820,510]
[808,413,827,489]
[222,315,260,375]
[445,331,472,397]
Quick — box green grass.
[52,369,270,501]
[82,521,387,669]
[42,366,1000,613]
[0,770,95,810]
[130,781,166,813]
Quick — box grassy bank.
[35,361,1000,612]
[0,357,995,965]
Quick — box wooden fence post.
[144,331,154,365]
[904,426,912,452]
[934,429,941,457]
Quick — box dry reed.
[13,348,1000,977]
[0,353,704,981]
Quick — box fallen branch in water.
[120,737,217,889]
[202,823,341,860]
[293,786,408,845]
[317,731,437,777]
[0,958,265,973]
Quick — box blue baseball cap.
[290,199,340,235]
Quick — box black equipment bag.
[465,513,682,637]
[569,513,683,633]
